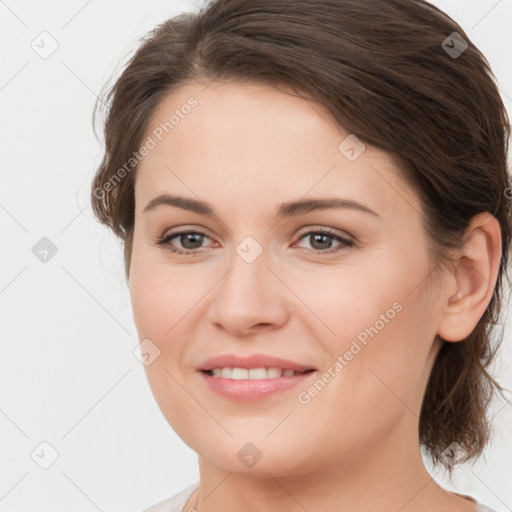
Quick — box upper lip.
[198,353,316,372]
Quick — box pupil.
[182,233,203,249]
[311,233,331,250]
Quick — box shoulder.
[140,482,199,512]
[454,492,499,512]
[475,502,500,512]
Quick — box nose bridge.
[208,234,286,332]
[220,236,271,306]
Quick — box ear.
[437,212,502,343]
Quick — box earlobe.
[436,212,502,343]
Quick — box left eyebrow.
[277,198,382,219]
[143,194,382,220]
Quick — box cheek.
[291,303,428,458]
[130,282,189,370]
[296,256,432,407]
[129,244,195,337]
[129,261,197,435]
[282,257,402,339]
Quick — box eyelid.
[290,226,355,256]
[157,224,353,246]
[154,224,356,260]
[159,224,216,241]
[154,226,218,255]
[293,225,354,242]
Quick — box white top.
[140,482,499,512]
[141,482,198,512]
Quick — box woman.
[90,0,511,510]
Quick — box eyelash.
[154,227,355,257]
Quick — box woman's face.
[129,80,447,477]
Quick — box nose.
[206,248,289,337]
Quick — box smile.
[206,367,313,379]
[199,368,317,401]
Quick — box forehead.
[134,80,421,223]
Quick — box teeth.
[209,367,305,379]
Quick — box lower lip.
[198,370,317,401]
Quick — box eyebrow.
[143,194,382,219]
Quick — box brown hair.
[90,0,511,472]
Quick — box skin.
[128,80,501,512]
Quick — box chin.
[192,433,312,476]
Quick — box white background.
[1,1,511,511]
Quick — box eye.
[155,230,215,256]
[154,226,355,257]
[293,228,354,255]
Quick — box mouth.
[198,367,318,401]
[201,368,316,379]
[196,353,318,401]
